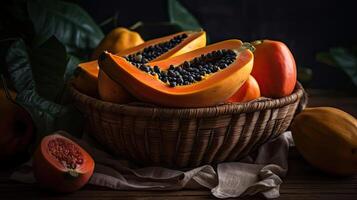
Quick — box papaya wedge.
[98,40,254,107]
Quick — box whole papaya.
[92,27,144,59]
[251,40,297,98]
[291,107,357,176]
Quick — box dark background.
[81,0,357,92]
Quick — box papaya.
[73,27,144,98]
[291,107,357,176]
[77,30,206,103]
[98,69,134,103]
[72,64,99,97]
[98,40,254,107]
[251,40,297,98]
[227,75,260,103]
[0,81,35,161]
[33,134,94,193]
[92,27,144,60]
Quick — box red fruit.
[227,75,261,103]
[251,40,297,98]
[33,134,95,193]
[0,87,35,160]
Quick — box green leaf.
[30,36,67,101]
[5,39,34,92]
[6,39,84,141]
[27,0,104,58]
[168,0,202,31]
[329,48,357,86]
[16,89,84,142]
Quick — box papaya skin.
[227,75,260,103]
[291,107,357,176]
[99,40,254,107]
[251,40,297,98]
[92,27,144,60]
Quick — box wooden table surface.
[0,90,356,200]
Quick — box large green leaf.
[30,36,67,101]
[6,39,84,141]
[27,0,104,58]
[168,0,201,31]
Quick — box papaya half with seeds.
[291,107,357,176]
[98,40,254,108]
[77,30,206,103]
[33,134,94,193]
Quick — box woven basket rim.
[69,82,305,118]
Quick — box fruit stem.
[240,42,256,53]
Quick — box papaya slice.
[98,40,254,107]
[76,30,206,103]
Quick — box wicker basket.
[69,82,307,168]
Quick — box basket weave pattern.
[70,83,306,168]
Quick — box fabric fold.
[11,131,292,199]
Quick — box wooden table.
[1,91,356,200]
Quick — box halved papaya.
[98,40,254,107]
[77,30,206,103]
[33,134,94,193]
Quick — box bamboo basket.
[69,82,307,168]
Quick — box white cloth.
[11,131,293,199]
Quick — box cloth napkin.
[11,130,293,199]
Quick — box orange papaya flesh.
[98,40,254,107]
[72,64,99,97]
